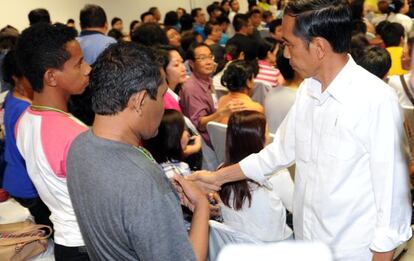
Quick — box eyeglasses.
[195,54,215,62]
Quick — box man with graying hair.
[189,0,412,260]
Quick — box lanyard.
[133,146,156,163]
[30,105,87,127]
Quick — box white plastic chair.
[251,81,272,106]
[206,122,228,164]
[208,220,262,261]
[217,241,333,261]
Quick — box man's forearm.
[372,249,395,261]
[216,163,247,186]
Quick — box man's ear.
[312,37,328,60]
[128,91,147,116]
[44,69,58,87]
[188,59,195,71]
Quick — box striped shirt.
[256,60,281,87]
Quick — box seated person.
[255,38,283,87]
[219,111,294,242]
[217,60,263,124]
[2,50,53,229]
[180,43,243,147]
[67,42,209,261]
[145,109,193,177]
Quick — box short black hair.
[140,11,153,22]
[207,3,222,16]
[180,13,195,31]
[16,23,77,92]
[379,22,404,47]
[181,31,201,53]
[216,14,230,25]
[111,17,122,27]
[233,14,249,32]
[164,11,179,26]
[107,28,123,41]
[2,50,23,86]
[145,109,186,163]
[90,42,163,115]
[285,0,352,53]
[131,23,168,46]
[257,38,278,60]
[67,18,75,24]
[221,60,255,92]
[148,7,159,15]
[352,19,367,35]
[80,4,107,29]
[0,31,19,51]
[204,21,220,36]
[248,8,261,18]
[355,46,391,79]
[191,8,202,18]
[28,8,51,25]
[268,19,282,34]
[129,20,139,33]
[186,42,211,61]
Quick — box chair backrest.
[208,220,262,261]
[252,80,272,106]
[206,122,228,164]
[217,241,333,261]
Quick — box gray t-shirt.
[67,130,196,261]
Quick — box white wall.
[0,0,249,32]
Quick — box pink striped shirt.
[256,60,281,87]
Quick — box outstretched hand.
[186,170,222,192]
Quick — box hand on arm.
[198,100,247,131]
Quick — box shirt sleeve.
[239,92,298,184]
[368,90,412,252]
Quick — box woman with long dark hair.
[219,110,294,242]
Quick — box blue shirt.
[193,24,206,41]
[2,92,37,198]
[219,33,229,46]
[77,30,116,65]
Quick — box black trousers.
[54,244,90,261]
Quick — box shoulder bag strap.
[400,75,414,106]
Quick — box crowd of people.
[0,0,413,260]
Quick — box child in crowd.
[256,38,284,87]
[219,110,294,242]
[145,109,193,177]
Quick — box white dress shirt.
[220,169,294,242]
[239,57,412,260]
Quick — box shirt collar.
[307,54,354,105]
[80,30,104,37]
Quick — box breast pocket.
[322,117,358,160]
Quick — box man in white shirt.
[189,0,412,260]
